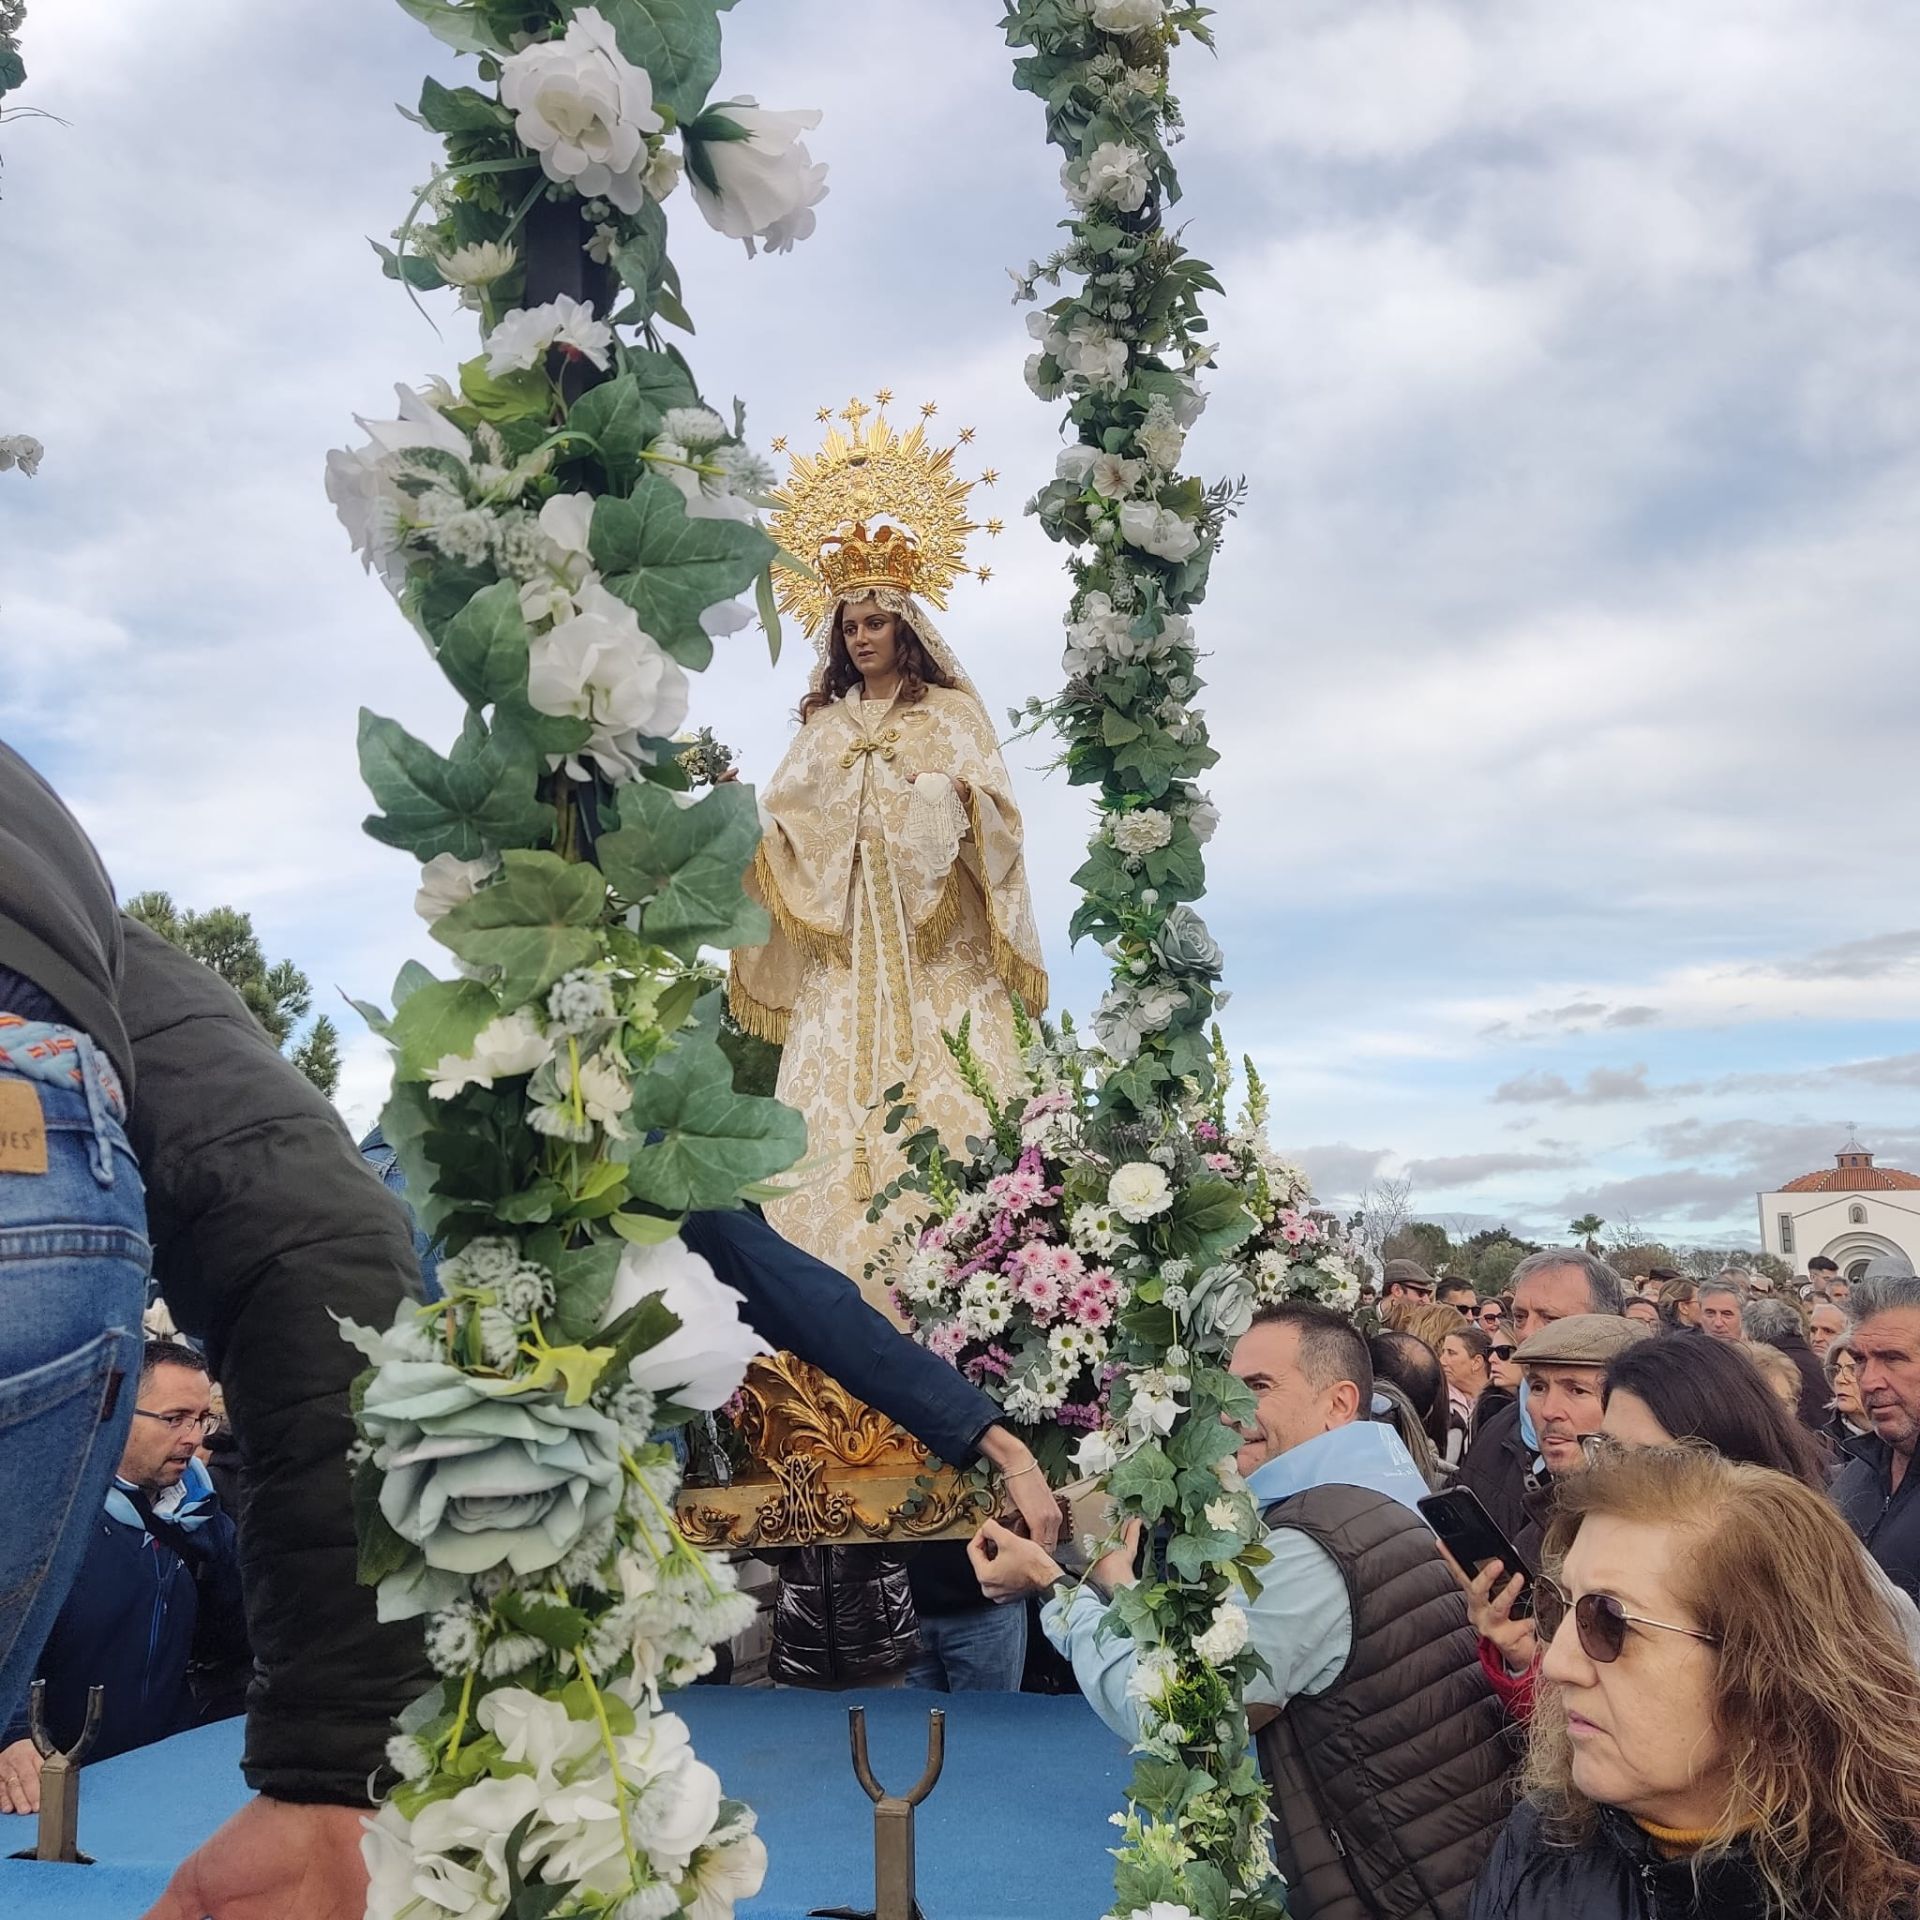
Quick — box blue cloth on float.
[0,1685,1133,1919]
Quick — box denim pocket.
[0,1328,139,1683]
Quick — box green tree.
[1569,1213,1605,1253]
[124,890,342,1098]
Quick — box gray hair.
[1509,1248,1628,1317]
[1743,1297,1803,1344]
[1698,1276,1747,1307]
[1850,1263,1920,1328]
[1716,1267,1753,1287]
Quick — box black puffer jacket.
[769,1546,916,1687]
[1470,1800,1767,1920]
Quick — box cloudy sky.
[6,0,1920,1251]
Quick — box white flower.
[1107,808,1173,857]
[1068,1203,1128,1257]
[1185,793,1220,843]
[1169,373,1208,427]
[1135,395,1187,471]
[1065,141,1152,213]
[518,490,598,625]
[528,581,689,778]
[475,1687,600,1783]
[682,1821,769,1920]
[1024,353,1066,401]
[428,1008,552,1099]
[0,433,45,476]
[548,967,618,1033]
[1090,0,1166,30]
[1203,1497,1241,1533]
[500,7,663,215]
[1122,1371,1182,1441]
[687,99,829,256]
[1108,1161,1173,1223]
[1089,451,1145,499]
[413,852,496,926]
[1049,1323,1107,1372]
[644,143,684,202]
[1056,443,1099,485]
[648,434,762,525]
[1125,1645,1179,1712]
[1123,1906,1198,1920]
[1192,1600,1250,1666]
[662,407,730,451]
[958,1273,1014,1338]
[1118,499,1201,562]
[1057,321,1129,391]
[432,239,518,289]
[326,384,471,589]
[384,1733,432,1782]
[600,1236,770,1410]
[577,1052,631,1138]
[484,294,613,376]
[1072,1429,1121,1478]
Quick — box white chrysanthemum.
[1192,1600,1250,1666]
[433,239,518,288]
[1107,808,1173,857]
[1126,1644,1179,1712]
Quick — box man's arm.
[118,919,431,1803]
[1034,1524,1353,1746]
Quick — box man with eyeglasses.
[0,1341,245,1812]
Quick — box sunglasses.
[1490,1344,1516,1360]
[1534,1576,1719,1664]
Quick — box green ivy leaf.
[1166,1525,1242,1582]
[359,708,553,861]
[435,581,532,710]
[596,779,769,959]
[457,354,552,425]
[393,0,505,54]
[566,373,667,494]
[433,848,606,1004]
[1107,1442,1178,1522]
[590,475,775,667]
[622,993,805,1212]
[587,0,725,120]
[547,1238,624,1344]
[351,1455,415,1588]
[418,76,511,134]
[495,1590,592,1651]
[1162,1175,1255,1265]
[387,977,501,1082]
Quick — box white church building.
[1758,1139,1920,1280]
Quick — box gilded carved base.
[676,1353,993,1549]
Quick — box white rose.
[600,1237,770,1410]
[527,581,689,777]
[1118,499,1201,562]
[413,852,497,926]
[500,7,663,215]
[484,294,613,377]
[1070,141,1152,213]
[428,1008,552,1099]
[1192,1600,1250,1666]
[1072,1429,1121,1478]
[0,434,45,477]
[1056,444,1100,485]
[1091,0,1166,27]
[1108,1161,1173,1224]
[1058,322,1129,391]
[686,98,829,256]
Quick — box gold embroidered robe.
[730,685,1048,1317]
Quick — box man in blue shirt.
[972,1302,1508,1916]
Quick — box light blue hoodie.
[1043,1418,1433,1745]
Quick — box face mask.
[1516,1377,1539,1457]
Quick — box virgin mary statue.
[730,401,1048,1317]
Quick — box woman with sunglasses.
[1470,1446,1920,1919]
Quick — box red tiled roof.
[1780,1164,1920,1192]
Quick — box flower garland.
[1000,5,1286,1918]
[333,6,827,1916]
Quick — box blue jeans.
[907,1602,1028,1692]
[0,1048,150,1733]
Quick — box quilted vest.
[1254,1484,1514,1920]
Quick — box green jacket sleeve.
[116,918,432,1803]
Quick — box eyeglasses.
[1477,1310,1504,1325]
[1535,1576,1719,1663]
[133,1409,219,1436]
[1490,1344,1516,1360]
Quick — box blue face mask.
[1516,1377,1539,1456]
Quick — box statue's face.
[840,597,901,680]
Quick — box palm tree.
[1569,1213,1605,1253]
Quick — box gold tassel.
[751,844,851,968]
[912,862,965,959]
[962,787,1050,1013]
[851,1136,873,1199]
[726,970,792,1046]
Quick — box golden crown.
[768,392,1003,636]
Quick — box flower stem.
[444,1664,477,1767]
[571,1648,641,1886]
[624,1447,721,1597]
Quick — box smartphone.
[1417,1488,1535,1619]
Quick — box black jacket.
[769,1546,916,1687]
[1762,1329,1829,1432]
[1831,1430,1920,1601]
[1455,1400,1533,1553]
[1470,1800,1767,1920]
[119,922,433,1801]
